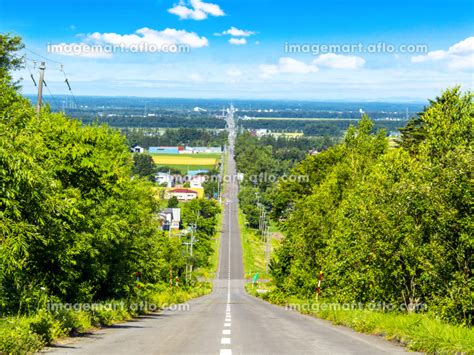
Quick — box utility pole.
[184,242,189,281]
[265,223,271,274]
[36,62,46,115]
[259,208,271,274]
[183,223,197,282]
[189,233,195,274]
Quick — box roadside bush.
[28,310,64,343]
[0,318,44,353]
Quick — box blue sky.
[1,0,473,100]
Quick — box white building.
[160,208,181,230]
[165,188,198,201]
[156,172,173,187]
[190,175,207,189]
[131,145,145,153]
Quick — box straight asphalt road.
[46,110,410,354]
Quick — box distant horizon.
[21,92,429,105]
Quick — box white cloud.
[229,38,247,46]
[412,50,449,62]
[279,57,318,74]
[411,37,474,70]
[218,27,255,37]
[216,27,256,46]
[259,57,318,78]
[87,27,208,49]
[449,54,474,70]
[449,37,474,55]
[313,53,365,69]
[259,55,365,78]
[168,0,224,20]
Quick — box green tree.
[269,90,473,325]
[167,196,179,208]
[0,68,182,312]
[0,34,24,85]
[181,199,221,268]
[132,153,156,181]
[203,178,218,199]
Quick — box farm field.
[158,164,216,174]
[152,154,219,166]
[151,153,221,174]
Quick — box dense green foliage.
[235,134,335,228]
[181,199,221,268]
[0,80,183,312]
[132,153,156,181]
[124,128,227,148]
[268,88,473,325]
[82,114,226,129]
[0,34,23,86]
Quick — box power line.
[22,47,82,112]
[24,47,63,65]
[61,67,80,110]
[42,79,61,109]
[24,61,37,87]
[22,54,63,71]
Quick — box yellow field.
[152,155,218,165]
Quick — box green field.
[157,164,217,174]
[151,153,222,174]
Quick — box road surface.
[47,109,409,354]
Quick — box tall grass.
[248,288,474,353]
[0,283,211,353]
[239,209,280,280]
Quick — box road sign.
[252,272,259,284]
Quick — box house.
[156,172,173,187]
[131,145,145,153]
[160,208,181,230]
[190,175,207,189]
[165,188,198,201]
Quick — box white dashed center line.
[220,194,233,355]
